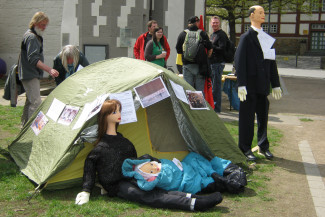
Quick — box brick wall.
[0,0,64,76]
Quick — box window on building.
[311,32,325,50]
[262,24,277,33]
[244,24,250,32]
[323,0,325,11]
[84,45,108,64]
[312,24,325,30]
[244,24,277,33]
[311,0,319,11]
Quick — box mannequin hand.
[272,87,282,100]
[75,191,90,205]
[238,86,247,102]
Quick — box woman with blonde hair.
[53,45,89,85]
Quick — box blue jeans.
[182,64,205,92]
[210,63,225,112]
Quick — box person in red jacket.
[133,20,170,62]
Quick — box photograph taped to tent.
[57,105,80,126]
[134,76,170,108]
[186,90,208,110]
[31,111,49,136]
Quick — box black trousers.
[238,93,270,153]
[117,180,192,211]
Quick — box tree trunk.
[228,12,236,44]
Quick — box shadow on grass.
[0,147,21,179]
[273,156,325,177]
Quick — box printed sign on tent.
[186,90,208,110]
[134,76,170,108]
[31,111,49,136]
[110,90,137,124]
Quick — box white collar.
[251,25,263,34]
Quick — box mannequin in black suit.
[234,5,282,161]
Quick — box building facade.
[0,0,206,75]
[235,1,325,55]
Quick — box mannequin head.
[135,161,161,181]
[248,5,265,29]
[96,99,122,144]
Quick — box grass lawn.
[0,104,282,217]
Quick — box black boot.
[193,192,223,212]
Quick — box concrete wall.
[0,0,206,74]
[0,0,64,75]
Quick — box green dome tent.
[9,57,245,190]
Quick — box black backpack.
[224,38,236,63]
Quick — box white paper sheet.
[110,91,137,125]
[257,31,276,60]
[169,79,189,104]
[77,64,84,71]
[72,93,110,130]
[72,103,92,130]
[46,98,66,122]
[263,48,276,60]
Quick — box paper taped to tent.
[9,57,245,190]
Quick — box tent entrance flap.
[147,98,188,152]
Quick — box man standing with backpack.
[176,16,212,92]
[209,16,228,113]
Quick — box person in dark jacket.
[53,45,89,85]
[175,16,212,92]
[18,12,59,126]
[209,16,228,113]
[234,5,282,161]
